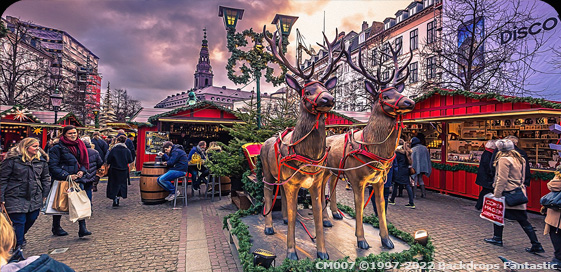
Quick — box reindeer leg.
[374,181,394,249]
[263,182,275,235]
[284,184,299,260]
[321,175,333,227]
[354,181,369,249]
[329,175,343,220]
[281,186,288,225]
[311,182,329,259]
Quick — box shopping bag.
[68,180,91,223]
[97,164,109,177]
[52,178,69,212]
[41,179,69,215]
[480,193,505,226]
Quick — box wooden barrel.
[220,176,231,196]
[140,162,169,204]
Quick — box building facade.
[154,29,264,109]
[4,16,101,124]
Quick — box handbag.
[41,179,69,215]
[502,187,528,206]
[409,167,416,176]
[0,203,12,225]
[540,191,561,210]
[52,177,70,212]
[97,164,109,177]
[67,179,91,223]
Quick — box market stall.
[132,101,243,171]
[402,88,561,212]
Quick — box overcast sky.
[3,0,559,108]
[4,0,417,108]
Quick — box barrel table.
[139,162,169,204]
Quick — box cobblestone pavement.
[22,177,240,272]
[20,176,559,272]
[334,181,558,271]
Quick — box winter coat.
[106,144,133,170]
[0,147,51,214]
[91,137,108,163]
[490,146,531,187]
[48,141,87,183]
[493,156,527,210]
[392,146,411,185]
[82,144,103,184]
[475,150,495,189]
[162,145,189,172]
[545,176,561,235]
[0,254,75,272]
[411,137,432,178]
[188,146,207,161]
[117,132,136,161]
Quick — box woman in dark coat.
[388,139,415,208]
[105,135,133,207]
[48,125,91,238]
[80,137,103,203]
[475,140,496,210]
[0,138,50,250]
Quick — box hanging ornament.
[12,108,31,122]
[32,127,42,135]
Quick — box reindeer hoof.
[317,252,329,260]
[357,240,370,249]
[323,220,333,228]
[264,227,275,235]
[332,212,343,220]
[286,252,299,260]
[381,238,394,249]
[283,219,288,225]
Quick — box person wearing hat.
[484,139,544,253]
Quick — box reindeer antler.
[316,29,343,82]
[263,26,314,81]
[387,42,413,88]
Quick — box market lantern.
[218,6,244,31]
[50,88,63,124]
[271,14,298,37]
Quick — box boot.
[484,236,503,246]
[51,215,68,236]
[420,185,426,198]
[522,225,545,253]
[92,176,100,192]
[78,220,92,238]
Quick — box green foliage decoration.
[223,201,434,271]
[225,28,287,86]
[432,162,555,181]
[416,88,561,109]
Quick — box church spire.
[194,27,213,89]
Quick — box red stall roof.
[404,88,561,122]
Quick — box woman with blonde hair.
[0,138,50,251]
[0,213,74,270]
[484,139,544,253]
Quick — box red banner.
[480,194,505,226]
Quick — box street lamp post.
[50,88,63,125]
[219,6,298,129]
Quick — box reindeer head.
[264,27,342,114]
[346,43,415,116]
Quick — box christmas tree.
[99,82,117,128]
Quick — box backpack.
[190,153,203,169]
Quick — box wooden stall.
[402,88,561,212]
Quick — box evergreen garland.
[223,202,434,272]
[431,162,555,181]
[225,28,287,86]
[415,88,561,109]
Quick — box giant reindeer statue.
[322,43,415,250]
[260,26,342,260]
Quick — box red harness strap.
[379,87,404,118]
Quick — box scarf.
[60,136,90,170]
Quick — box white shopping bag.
[480,193,506,226]
[67,180,92,222]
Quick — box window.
[410,29,418,50]
[409,62,418,83]
[382,70,390,81]
[382,43,390,62]
[427,20,436,44]
[394,36,403,55]
[427,56,437,79]
[370,49,378,67]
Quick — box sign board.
[145,131,169,154]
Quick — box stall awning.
[404,109,561,123]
